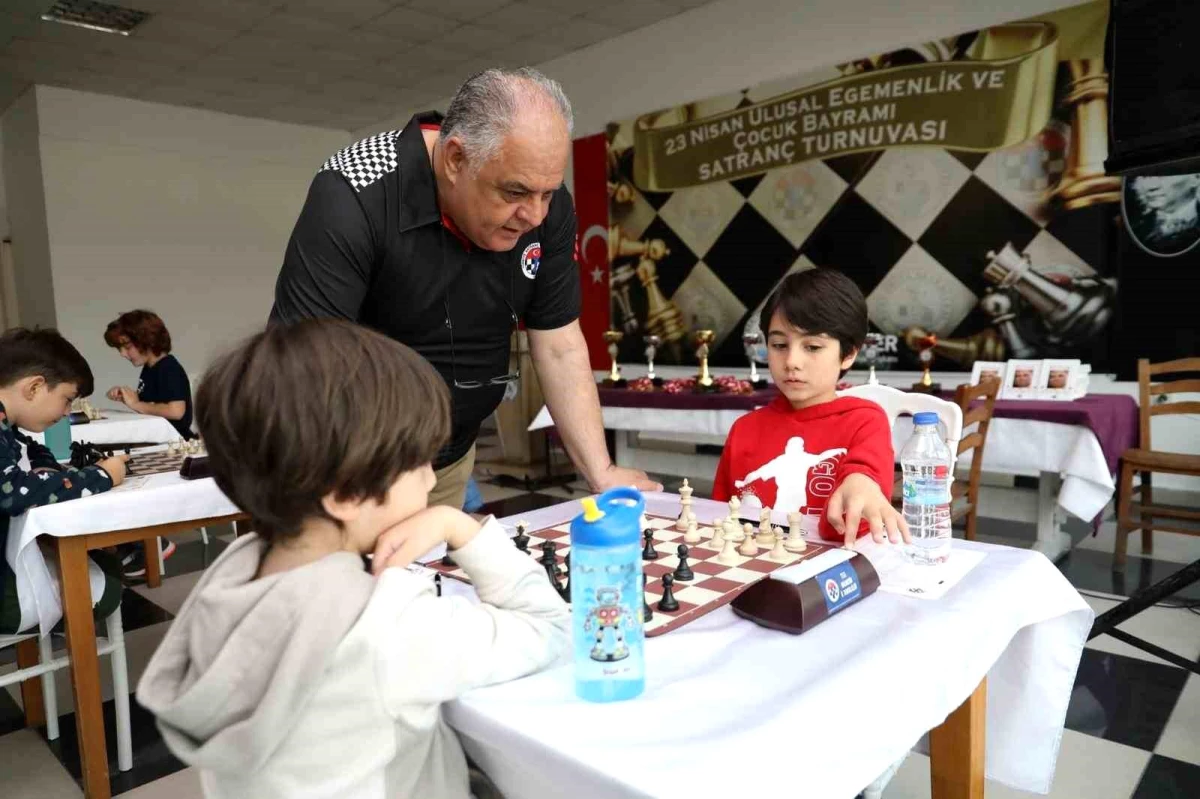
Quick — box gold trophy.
[602,330,627,388]
[693,329,717,393]
[908,330,941,394]
[1054,59,1122,210]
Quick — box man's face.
[444,116,569,252]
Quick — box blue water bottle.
[570,487,646,702]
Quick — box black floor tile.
[0,683,27,737]
[1056,549,1200,601]
[114,587,174,633]
[1067,648,1190,751]
[131,536,229,583]
[46,693,185,795]
[479,493,567,517]
[1132,754,1200,799]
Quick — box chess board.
[125,450,187,476]
[605,61,1117,373]
[429,513,837,637]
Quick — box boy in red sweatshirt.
[713,269,909,548]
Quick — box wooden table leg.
[930,677,986,799]
[58,536,111,799]
[143,536,161,589]
[14,638,46,728]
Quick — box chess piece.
[657,574,680,612]
[513,521,530,553]
[674,544,694,581]
[785,512,807,552]
[772,527,792,559]
[1054,59,1122,211]
[709,518,726,549]
[642,529,658,560]
[441,551,455,567]
[758,507,773,540]
[725,517,744,542]
[539,540,558,567]
[559,553,571,601]
[635,255,687,362]
[683,518,701,544]
[602,330,627,388]
[610,263,640,334]
[692,330,717,393]
[718,535,740,565]
[739,527,758,557]
[984,243,1117,347]
[543,557,561,591]
[742,331,769,390]
[979,290,1036,359]
[675,478,693,531]
[434,573,442,597]
[642,573,653,622]
[909,330,941,394]
[904,325,1006,368]
[644,334,664,387]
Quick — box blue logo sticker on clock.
[817,563,862,615]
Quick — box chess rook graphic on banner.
[594,0,1123,373]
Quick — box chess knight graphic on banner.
[599,0,1121,373]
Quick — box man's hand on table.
[589,464,662,494]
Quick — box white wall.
[2,87,57,329]
[30,86,351,399]
[0,124,9,240]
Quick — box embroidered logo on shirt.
[521,242,542,279]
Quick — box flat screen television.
[1105,0,1200,176]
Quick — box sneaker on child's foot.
[121,539,176,579]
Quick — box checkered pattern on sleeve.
[319,130,400,192]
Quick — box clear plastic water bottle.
[900,412,953,565]
[570,487,645,702]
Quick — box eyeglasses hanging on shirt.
[440,226,522,390]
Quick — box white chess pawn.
[769,528,789,561]
[684,518,701,544]
[784,515,808,553]
[718,534,741,565]
[739,526,758,556]
[709,518,726,549]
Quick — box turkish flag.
[572,133,610,370]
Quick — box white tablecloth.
[5,472,239,635]
[530,404,1115,525]
[27,410,181,447]
[446,494,1093,799]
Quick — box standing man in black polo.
[270,67,659,508]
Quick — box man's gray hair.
[441,67,574,171]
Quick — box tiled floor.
[2,456,1198,798]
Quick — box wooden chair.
[1114,357,1200,567]
[948,379,1000,540]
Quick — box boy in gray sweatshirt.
[137,319,569,799]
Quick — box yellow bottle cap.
[580,496,605,522]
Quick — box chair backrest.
[1137,357,1200,451]
[839,383,964,469]
[952,378,999,500]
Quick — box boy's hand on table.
[826,473,911,548]
[372,506,483,575]
[98,454,129,486]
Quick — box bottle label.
[572,553,643,680]
[902,469,951,504]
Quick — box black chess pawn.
[642,572,653,622]
[434,573,442,598]
[539,540,558,567]
[674,544,694,582]
[642,529,659,560]
[657,573,679,612]
[441,551,455,567]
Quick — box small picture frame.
[970,361,1007,389]
[1001,359,1045,400]
[1039,359,1081,400]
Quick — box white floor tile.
[117,766,205,799]
[1156,673,1200,767]
[0,728,82,798]
[882,730,1150,799]
[1083,595,1200,667]
[132,571,203,616]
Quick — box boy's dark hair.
[0,327,94,397]
[759,268,869,369]
[104,310,172,356]
[196,319,451,543]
